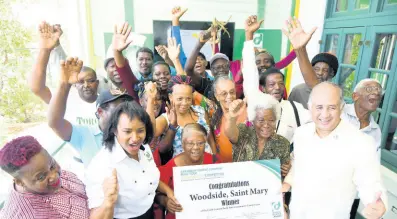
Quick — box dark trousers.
[350,199,360,219]
[115,205,154,219]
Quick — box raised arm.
[275,50,296,69]
[165,37,184,76]
[282,17,318,88]
[224,99,246,144]
[171,6,188,67]
[112,22,139,101]
[242,16,264,99]
[144,82,157,132]
[48,57,82,141]
[28,21,63,104]
[184,30,212,86]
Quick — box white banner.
[173,159,284,219]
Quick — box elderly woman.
[0,136,90,218]
[210,75,249,162]
[224,19,291,173]
[158,123,221,219]
[155,75,216,157]
[85,101,178,219]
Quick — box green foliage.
[0,0,45,123]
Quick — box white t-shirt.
[85,138,159,218]
[64,88,98,128]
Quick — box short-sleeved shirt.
[288,83,311,109]
[69,125,102,166]
[233,124,290,164]
[85,139,159,218]
[0,170,89,219]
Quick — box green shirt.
[233,124,291,164]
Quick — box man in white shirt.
[283,81,386,219]
[341,78,383,218]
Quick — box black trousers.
[114,205,154,219]
[350,199,360,219]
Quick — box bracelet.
[168,124,179,132]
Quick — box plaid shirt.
[0,170,89,219]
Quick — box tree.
[0,0,45,123]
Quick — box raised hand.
[164,37,180,61]
[103,169,119,207]
[172,6,188,23]
[144,81,158,100]
[155,45,169,61]
[166,101,177,127]
[363,192,386,219]
[112,22,133,52]
[199,28,214,44]
[38,21,62,50]
[282,17,317,50]
[60,57,83,85]
[227,99,246,119]
[245,15,264,33]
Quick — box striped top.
[0,170,89,219]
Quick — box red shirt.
[0,170,89,219]
[158,153,221,219]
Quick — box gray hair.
[307,81,345,110]
[212,75,234,94]
[354,78,382,92]
[247,92,281,122]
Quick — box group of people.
[0,6,387,219]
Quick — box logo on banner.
[272,201,282,218]
[253,33,264,48]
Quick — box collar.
[345,103,378,130]
[111,137,146,163]
[138,72,153,80]
[312,120,346,140]
[93,125,102,136]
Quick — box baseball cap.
[96,89,133,109]
[209,53,229,66]
[104,57,115,69]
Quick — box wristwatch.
[168,124,179,132]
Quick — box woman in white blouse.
[85,101,179,219]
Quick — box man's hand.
[282,17,317,50]
[172,6,188,26]
[166,194,183,213]
[363,192,386,219]
[38,21,62,50]
[281,161,292,177]
[102,169,119,207]
[155,45,169,61]
[199,28,213,44]
[60,57,83,85]
[245,15,264,34]
[112,22,133,52]
[227,99,246,119]
[164,37,180,62]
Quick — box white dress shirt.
[278,99,311,143]
[85,138,160,218]
[341,103,382,159]
[285,120,386,219]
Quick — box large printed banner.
[173,159,284,219]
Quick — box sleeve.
[242,41,262,98]
[68,125,86,153]
[171,26,187,68]
[296,102,311,125]
[353,135,388,208]
[278,137,291,165]
[288,87,298,102]
[115,59,140,102]
[232,124,249,160]
[84,157,109,209]
[284,156,294,185]
[275,50,296,69]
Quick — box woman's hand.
[102,169,119,207]
[166,194,183,213]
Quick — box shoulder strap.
[289,100,301,127]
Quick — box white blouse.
[85,138,160,218]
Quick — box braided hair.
[0,136,42,175]
[167,75,195,94]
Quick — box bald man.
[283,82,386,219]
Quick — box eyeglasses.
[212,64,230,72]
[363,86,382,94]
[217,90,236,99]
[255,119,276,126]
[184,141,206,148]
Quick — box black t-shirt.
[194,77,213,98]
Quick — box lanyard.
[276,107,283,132]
